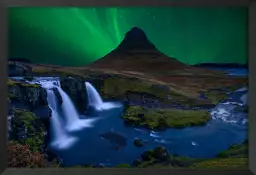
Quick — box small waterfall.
[85,82,104,110]
[85,82,122,111]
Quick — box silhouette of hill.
[88,27,189,74]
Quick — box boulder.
[134,138,144,147]
[153,146,170,162]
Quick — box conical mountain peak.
[115,27,156,51]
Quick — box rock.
[60,77,88,113]
[8,62,32,76]
[133,159,142,166]
[86,105,98,115]
[10,109,47,152]
[141,150,154,161]
[153,146,170,162]
[33,106,52,119]
[134,138,144,147]
[52,87,63,105]
[8,81,48,110]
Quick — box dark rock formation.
[115,27,156,51]
[153,146,170,162]
[134,138,144,147]
[52,87,63,105]
[8,82,49,111]
[8,62,32,76]
[60,77,88,113]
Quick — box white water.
[54,86,95,132]
[85,82,120,110]
[85,82,104,110]
[46,89,78,150]
[27,78,97,147]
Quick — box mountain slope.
[88,27,189,74]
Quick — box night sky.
[8,7,248,66]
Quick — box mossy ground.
[135,141,248,169]
[203,90,228,104]
[122,106,211,129]
[8,79,40,88]
[11,109,46,152]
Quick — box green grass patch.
[122,106,211,129]
[7,79,40,88]
[115,164,131,168]
[190,158,248,169]
[216,141,248,158]
[204,91,227,104]
[12,109,46,152]
[102,78,207,107]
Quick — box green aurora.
[8,7,248,66]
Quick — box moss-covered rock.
[216,140,248,158]
[8,62,32,77]
[134,141,248,169]
[60,77,88,113]
[122,106,211,129]
[10,109,47,152]
[8,79,48,110]
[134,138,144,147]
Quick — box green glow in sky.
[8,7,248,66]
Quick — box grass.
[134,141,248,169]
[102,77,211,108]
[203,90,228,104]
[7,79,40,88]
[11,109,46,152]
[190,158,248,169]
[122,106,211,129]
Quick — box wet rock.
[8,62,32,76]
[133,159,142,166]
[8,81,48,110]
[52,87,63,105]
[153,146,170,162]
[134,138,144,147]
[33,106,52,119]
[141,150,154,161]
[86,105,97,115]
[60,77,88,113]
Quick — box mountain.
[88,27,189,74]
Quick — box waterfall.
[46,88,78,150]
[85,82,104,110]
[54,86,96,132]
[85,82,122,111]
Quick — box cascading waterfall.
[85,82,104,110]
[46,89,78,149]
[85,82,119,110]
[55,86,96,132]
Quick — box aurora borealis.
[8,7,248,66]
